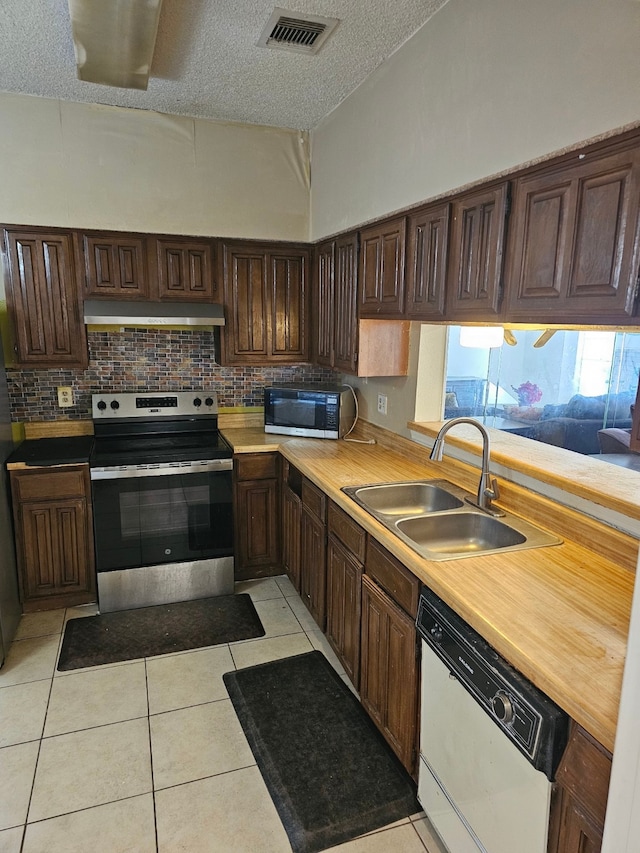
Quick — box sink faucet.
[429,418,503,516]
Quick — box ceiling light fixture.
[459,326,504,349]
[67,0,163,90]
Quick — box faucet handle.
[484,478,500,502]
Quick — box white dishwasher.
[416,587,568,853]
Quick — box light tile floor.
[0,576,447,853]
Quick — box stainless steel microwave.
[264,384,356,439]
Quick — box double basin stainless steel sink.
[342,479,562,561]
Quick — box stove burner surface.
[90,432,232,468]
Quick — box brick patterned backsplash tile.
[7,329,337,422]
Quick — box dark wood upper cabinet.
[311,231,409,376]
[312,233,359,373]
[505,147,640,323]
[333,233,360,373]
[221,241,309,365]
[81,232,149,299]
[405,203,450,319]
[313,239,335,367]
[155,237,217,302]
[446,182,510,321]
[2,227,88,367]
[223,244,268,362]
[270,251,307,359]
[359,216,407,317]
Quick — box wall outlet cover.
[57,386,73,408]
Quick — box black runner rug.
[223,651,419,853]
[57,594,264,671]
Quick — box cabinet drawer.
[328,502,366,562]
[302,478,326,522]
[12,467,88,502]
[365,539,420,618]
[235,453,278,481]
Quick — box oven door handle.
[90,459,233,480]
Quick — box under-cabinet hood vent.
[257,8,339,54]
[83,300,225,327]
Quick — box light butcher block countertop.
[221,426,636,754]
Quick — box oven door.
[91,463,233,572]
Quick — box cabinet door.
[553,793,603,853]
[3,229,87,367]
[506,148,640,323]
[548,723,611,853]
[11,466,96,609]
[282,485,302,592]
[406,203,450,319]
[300,506,327,630]
[313,240,335,366]
[222,243,269,364]
[333,233,359,373]
[446,183,509,320]
[360,575,419,774]
[234,479,280,580]
[222,242,309,365]
[20,499,91,600]
[326,535,362,688]
[155,238,216,301]
[82,233,148,298]
[359,217,407,317]
[270,248,309,361]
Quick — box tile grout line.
[143,657,160,853]
[17,610,67,853]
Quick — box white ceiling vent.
[257,8,339,55]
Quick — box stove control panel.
[92,391,219,419]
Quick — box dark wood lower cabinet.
[10,466,96,611]
[548,723,612,853]
[281,484,302,592]
[300,505,327,629]
[233,453,281,580]
[326,534,362,688]
[360,574,419,776]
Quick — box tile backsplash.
[7,328,337,422]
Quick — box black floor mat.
[223,651,419,853]
[57,594,265,671]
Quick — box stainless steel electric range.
[89,391,234,613]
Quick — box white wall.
[601,545,640,853]
[310,0,640,239]
[313,0,640,435]
[0,93,310,241]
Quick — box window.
[443,327,640,457]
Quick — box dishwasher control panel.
[417,586,568,779]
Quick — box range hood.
[83,300,225,327]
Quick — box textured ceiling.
[0,0,449,130]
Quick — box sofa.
[527,393,634,455]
